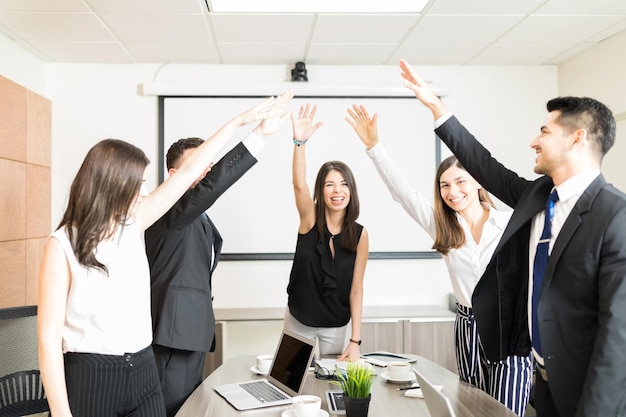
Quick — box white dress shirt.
[366,143,511,308]
[529,169,600,364]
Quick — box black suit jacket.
[436,116,626,417]
[146,142,257,353]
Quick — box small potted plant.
[333,361,375,417]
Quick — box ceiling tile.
[307,42,399,64]
[500,15,625,44]
[0,0,626,65]
[0,12,114,41]
[210,13,315,43]
[406,15,525,44]
[389,42,486,65]
[100,13,211,42]
[125,41,219,63]
[587,17,626,41]
[84,0,205,14]
[311,14,419,43]
[544,42,596,64]
[426,0,546,15]
[27,40,133,62]
[0,0,88,12]
[535,0,626,14]
[468,42,577,65]
[216,42,305,64]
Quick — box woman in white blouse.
[346,104,532,417]
[37,93,292,417]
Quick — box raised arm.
[399,58,448,121]
[290,103,323,233]
[137,91,293,230]
[399,59,529,207]
[346,104,437,238]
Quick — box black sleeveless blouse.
[287,222,364,327]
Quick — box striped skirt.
[455,303,533,417]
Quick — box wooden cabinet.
[360,307,456,374]
[403,319,456,373]
[204,305,457,377]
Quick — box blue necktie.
[531,189,559,357]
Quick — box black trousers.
[534,374,562,417]
[64,345,166,417]
[152,344,206,417]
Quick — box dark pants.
[534,374,561,417]
[64,345,166,417]
[153,344,206,417]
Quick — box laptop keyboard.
[240,381,289,403]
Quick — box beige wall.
[558,30,626,191]
[0,75,51,308]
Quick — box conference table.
[175,354,519,417]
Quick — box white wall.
[44,62,557,310]
[558,30,626,192]
[0,33,46,94]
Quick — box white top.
[52,221,152,355]
[366,143,511,308]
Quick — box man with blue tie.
[399,59,626,417]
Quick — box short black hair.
[166,137,204,170]
[547,96,615,156]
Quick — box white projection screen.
[159,95,443,260]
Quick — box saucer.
[281,408,329,417]
[380,370,416,384]
[250,365,268,376]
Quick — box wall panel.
[0,75,51,309]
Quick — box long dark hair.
[58,139,149,272]
[313,161,360,251]
[432,156,494,255]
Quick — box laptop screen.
[268,331,315,394]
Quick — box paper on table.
[404,382,444,398]
[315,359,348,372]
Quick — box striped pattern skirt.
[455,303,533,417]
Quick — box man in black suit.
[145,101,291,417]
[399,59,626,417]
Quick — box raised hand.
[345,104,379,149]
[238,90,293,125]
[399,58,448,119]
[256,89,295,136]
[290,103,324,143]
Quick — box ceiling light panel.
[207,0,428,13]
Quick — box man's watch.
[349,338,362,345]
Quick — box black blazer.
[146,142,257,353]
[436,116,626,417]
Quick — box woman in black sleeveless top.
[284,102,369,361]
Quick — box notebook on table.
[413,369,457,417]
[213,329,317,410]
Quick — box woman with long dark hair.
[37,93,292,417]
[284,103,369,361]
[346,104,532,416]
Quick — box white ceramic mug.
[291,394,321,417]
[387,361,411,380]
[255,354,273,373]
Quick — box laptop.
[213,329,317,410]
[413,369,457,417]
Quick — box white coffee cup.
[387,361,411,380]
[291,394,321,417]
[255,354,273,373]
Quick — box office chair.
[0,305,49,417]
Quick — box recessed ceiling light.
[207,0,428,13]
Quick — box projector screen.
[159,95,443,258]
